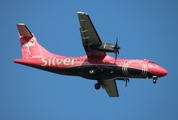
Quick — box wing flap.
[102,80,119,97]
[17,23,33,37]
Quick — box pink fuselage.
[14,54,168,81]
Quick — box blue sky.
[0,0,178,120]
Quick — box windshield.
[148,60,158,65]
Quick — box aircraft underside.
[28,64,155,81]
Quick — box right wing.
[102,80,119,97]
[78,12,106,57]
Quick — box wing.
[102,80,119,97]
[77,12,105,57]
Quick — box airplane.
[14,11,168,97]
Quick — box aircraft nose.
[161,67,168,76]
[156,66,168,77]
[149,65,168,77]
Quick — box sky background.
[0,0,178,120]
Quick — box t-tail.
[16,23,54,59]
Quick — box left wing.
[102,80,119,97]
[78,12,105,57]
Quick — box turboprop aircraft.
[14,12,168,97]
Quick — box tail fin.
[17,23,53,59]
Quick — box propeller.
[114,37,121,62]
[116,77,130,88]
[125,78,130,88]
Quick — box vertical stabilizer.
[17,23,53,59]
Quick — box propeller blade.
[114,36,120,62]
[125,82,127,88]
[115,51,117,62]
[114,37,118,52]
[116,37,118,46]
[125,79,129,88]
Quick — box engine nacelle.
[90,43,118,52]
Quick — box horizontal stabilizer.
[17,23,33,37]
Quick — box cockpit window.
[148,60,158,65]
